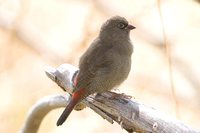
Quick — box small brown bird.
[57,16,135,126]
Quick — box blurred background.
[0,0,200,132]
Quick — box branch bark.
[20,64,200,133]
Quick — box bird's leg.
[94,91,132,100]
[108,91,133,100]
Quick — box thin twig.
[157,0,180,118]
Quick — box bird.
[57,16,135,126]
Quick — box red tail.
[57,88,86,126]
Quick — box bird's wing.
[75,40,113,92]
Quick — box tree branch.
[20,64,200,133]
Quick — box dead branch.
[20,64,200,133]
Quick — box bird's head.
[99,16,135,42]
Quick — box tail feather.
[56,97,79,126]
[56,88,86,126]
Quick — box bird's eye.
[117,23,126,29]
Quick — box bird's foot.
[95,91,133,100]
[108,91,133,100]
